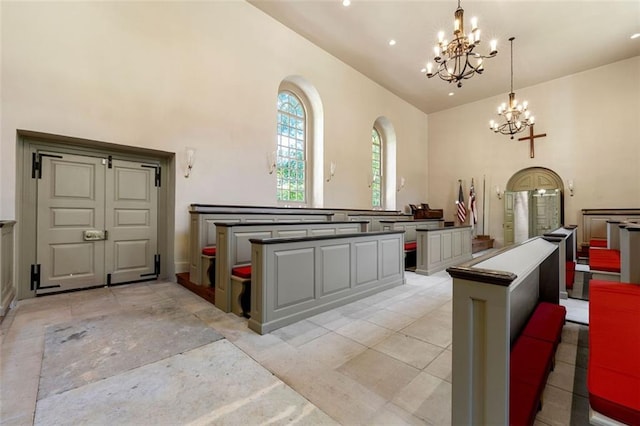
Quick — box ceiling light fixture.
[631,33,640,39]
[425,0,497,87]
[389,39,396,46]
[342,0,351,7]
[489,37,534,139]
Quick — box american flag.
[469,178,478,229]
[456,181,467,223]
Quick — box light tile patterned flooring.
[1,271,587,425]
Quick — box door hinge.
[30,264,40,290]
[154,254,161,275]
[108,155,113,169]
[140,254,161,278]
[141,165,161,187]
[31,264,60,290]
[32,153,63,179]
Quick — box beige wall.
[428,56,640,246]
[1,1,429,273]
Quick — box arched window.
[276,91,306,203]
[371,127,383,208]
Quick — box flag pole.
[482,175,486,236]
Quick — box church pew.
[347,212,413,231]
[588,280,640,426]
[447,236,564,425]
[190,206,334,285]
[380,219,444,268]
[247,231,405,334]
[587,222,640,283]
[581,209,640,253]
[214,220,368,314]
[189,204,411,285]
[544,225,578,298]
[415,225,473,276]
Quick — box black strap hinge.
[30,264,40,290]
[31,264,60,290]
[140,254,160,278]
[32,153,63,179]
[141,164,161,187]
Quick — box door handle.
[83,230,108,241]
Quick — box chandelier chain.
[489,36,535,139]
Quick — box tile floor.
[1,271,588,425]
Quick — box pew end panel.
[248,231,406,334]
[214,221,369,313]
[415,225,473,276]
[620,225,640,283]
[544,225,578,298]
[447,237,561,426]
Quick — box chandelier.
[489,37,534,139]
[425,0,497,87]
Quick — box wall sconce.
[568,179,574,197]
[397,176,406,192]
[326,161,336,182]
[184,147,196,178]
[267,151,276,175]
[496,185,503,199]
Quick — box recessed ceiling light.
[448,92,454,96]
[388,39,396,46]
[420,68,427,73]
[342,0,351,7]
[631,33,640,39]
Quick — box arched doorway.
[504,167,565,245]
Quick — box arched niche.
[504,167,565,245]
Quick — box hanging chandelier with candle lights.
[489,37,534,139]
[425,0,498,87]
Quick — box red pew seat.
[589,281,640,425]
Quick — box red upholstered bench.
[231,265,251,279]
[404,241,417,252]
[510,378,540,426]
[511,335,555,397]
[404,241,417,269]
[522,302,567,350]
[202,247,217,257]
[588,248,621,273]
[566,261,575,290]
[588,280,640,425]
[589,239,607,248]
[510,302,566,425]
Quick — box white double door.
[36,151,159,294]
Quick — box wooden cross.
[518,125,547,158]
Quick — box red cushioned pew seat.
[511,335,554,398]
[404,241,417,251]
[589,239,607,248]
[588,281,640,425]
[521,302,566,349]
[588,248,621,273]
[510,378,540,426]
[231,265,252,279]
[202,247,217,256]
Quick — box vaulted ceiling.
[249,1,640,114]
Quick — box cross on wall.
[518,125,547,158]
